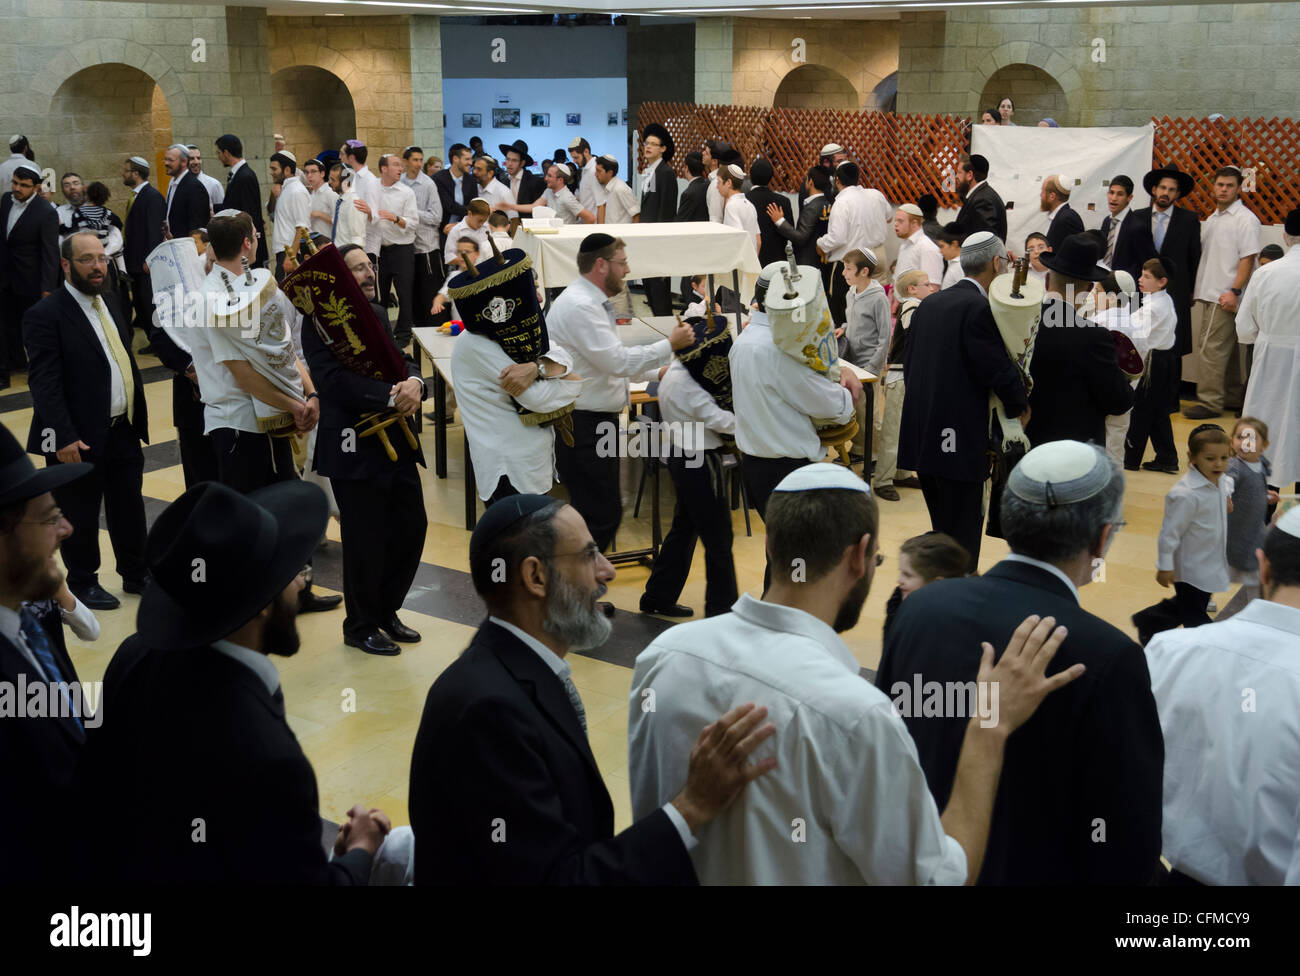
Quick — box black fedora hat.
[499,139,534,167]
[137,481,329,650]
[0,423,90,508]
[643,123,675,161]
[1039,232,1110,282]
[1143,165,1194,198]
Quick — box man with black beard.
[410,495,778,884]
[77,481,395,883]
[953,154,1007,245]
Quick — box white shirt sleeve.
[1235,280,1260,343]
[677,368,736,436]
[780,353,854,423]
[284,184,311,231]
[60,596,101,642]
[400,187,419,231]
[817,199,848,257]
[1157,486,1196,572]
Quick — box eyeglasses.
[552,543,601,564]
[22,509,68,527]
[73,255,110,266]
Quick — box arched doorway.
[49,64,171,220]
[980,65,1068,126]
[774,64,858,111]
[870,72,898,114]
[271,66,357,162]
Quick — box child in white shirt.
[1124,259,1180,472]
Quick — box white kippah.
[1113,270,1136,293]
[898,203,924,218]
[600,153,617,164]
[820,143,843,156]
[1276,505,1300,539]
[568,137,584,150]
[772,463,871,495]
[726,163,745,180]
[961,230,1004,264]
[168,143,190,156]
[553,162,571,178]
[128,155,149,169]
[278,150,297,164]
[9,134,22,149]
[854,246,879,269]
[213,208,243,218]
[1008,440,1111,507]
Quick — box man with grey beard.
[409,494,777,884]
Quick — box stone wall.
[695,17,734,104]
[629,22,694,132]
[408,15,443,160]
[271,66,356,159]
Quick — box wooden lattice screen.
[639,102,1300,222]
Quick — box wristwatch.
[306,392,320,401]
[536,361,548,381]
[1229,287,1242,296]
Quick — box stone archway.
[970,44,1080,125]
[870,72,898,113]
[271,66,358,162]
[980,65,1069,127]
[774,64,858,111]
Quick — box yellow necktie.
[125,193,133,219]
[92,296,135,424]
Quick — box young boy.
[1218,416,1280,617]
[1025,232,1049,287]
[876,269,929,499]
[936,223,964,289]
[1124,258,1180,473]
[1132,423,1232,645]
[1088,270,1141,465]
[486,210,514,252]
[840,248,890,485]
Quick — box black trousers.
[1126,348,1179,468]
[331,465,427,640]
[826,260,848,328]
[128,272,152,338]
[643,451,738,617]
[741,453,808,594]
[1135,581,1212,640]
[0,289,35,373]
[643,277,673,317]
[554,410,621,552]
[210,427,296,494]
[52,418,148,589]
[174,381,218,489]
[487,474,519,506]
[919,472,985,573]
[412,249,443,333]
[379,242,416,350]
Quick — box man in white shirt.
[1185,166,1261,419]
[331,166,367,250]
[893,203,944,294]
[0,134,35,190]
[372,153,419,350]
[401,145,443,332]
[593,155,639,225]
[937,224,965,289]
[718,164,759,257]
[506,163,594,225]
[702,139,735,224]
[470,154,512,212]
[817,160,891,326]
[343,141,384,264]
[185,145,224,213]
[547,233,693,551]
[630,461,1085,884]
[303,158,338,241]
[569,137,600,215]
[1145,508,1300,884]
[269,151,311,281]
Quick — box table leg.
[732,268,742,336]
[463,431,477,530]
[433,370,447,479]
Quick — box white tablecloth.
[514,222,762,288]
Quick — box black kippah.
[578,232,616,255]
[1285,207,1300,237]
[468,494,557,559]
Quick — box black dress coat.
[676,176,709,222]
[433,168,478,228]
[122,183,165,276]
[1130,204,1201,355]
[222,163,269,267]
[639,159,677,225]
[1100,209,1156,284]
[163,171,211,240]
[955,181,1008,244]
[0,192,60,297]
[409,619,697,884]
[1045,203,1085,253]
[876,560,1164,884]
[745,185,794,266]
[769,192,831,267]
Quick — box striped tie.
[19,605,82,731]
[1106,217,1119,264]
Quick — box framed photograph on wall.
[493,108,520,129]
[621,108,628,124]
[566,113,581,126]
[462,113,482,128]
[607,112,619,126]
[530,112,550,127]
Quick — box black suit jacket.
[1130,204,1201,355]
[1045,203,1085,252]
[164,171,211,241]
[899,279,1027,481]
[24,287,149,456]
[676,176,709,222]
[223,163,269,267]
[122,183,165,275]
[433,169,478,228]
[639,160,677,225]
[746,186,794,266]
[876,561,1164,884]
[769,192,830,267]
[141,310,201,427]
[515,171,546,208]
[955,182,1007,244]
[0,192,60,297]
[1100,209,1156,283]
[409,620,697,884]
[1026,297,1134,446]
[76,635,371,884]
[301,306,426,479]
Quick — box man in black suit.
[766,166,831,267]
[302,244,428,657]
[25,231,149,610]
[954,154,1007,244]
[161,144,210,241]
[675,151,708,222]
[877,440,1164,884]
[409,494,776,884]
[1132,165,1201,362]
[0,423,93,882]
[639,123,678,316]
[432,143,476,234]
[1041,174,1084,253]
[744,157,792,267]
[500,139,545,212]
[121,155,164,338]
[76,480,393,883]
[1099,174,1154,282]
[899,231,1027,571]
[1027,233,1134,446]
[214,133,269,267]
[0,163,59,386]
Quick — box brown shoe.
[1182,403,1221,420]
[874,484,901,501]
[894,476,922,490]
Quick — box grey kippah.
[1007,441,1112,508]
[961,230,1005,264]
[129,155,150,171]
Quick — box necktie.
[332,196,342,241]
[125,192,134,219]
[560,669,588,734]
[92,295,136,423]
[19,605,82,730]
[1105,216,1119,264]
[1153,211,1168,252]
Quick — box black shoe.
[874,484,901,501]
[71,583,120,610]
[381,615,421,643]
[121,574,150,595]
[0,372,9,391]
[344,630,401,656]
[299,591,343,613]
[894,475,921,490]
[640,599,693,618]
[136,344,155,357]
[1131,608,1157,648]
[1182,403,1221,420]
[1124,463,1141,472]
[1142,460,1180,474]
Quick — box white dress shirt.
[543,186,585,225]
[450,332,579,498]
[443,220,488,266]
[628,593,969,885]
[1194,198,1262,301]
[191,266,263,434]
[5,192,33,236]
[730,312,854,461]
[271,176,311,254]
[1129,288,1177,353]
[353,165,383,254]
[575,158,600,213]
[655,361,735,454]
[1237,244,1300,488]
[1145,598,1300,884]
[195,170,224,211]
[722,193,760,253]
[66,283,127,417]
[473,178,513,212]
[376,180,419,247]
[402,170,442,254]
[941,259,964,290]
[1157,466,1230,593]
[1104,205,1129,263]
[895,225,944,286]
[597,176,639,225]
[211,639,280,696]
[816,185,890,263]
[333,186,367,249]
[307,183,339,240]
[705,170,723,223]
[546,275,671,412]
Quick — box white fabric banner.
[972,123,1155,257]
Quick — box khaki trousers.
[875,371,912,487]
[1187,299,1245,411]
